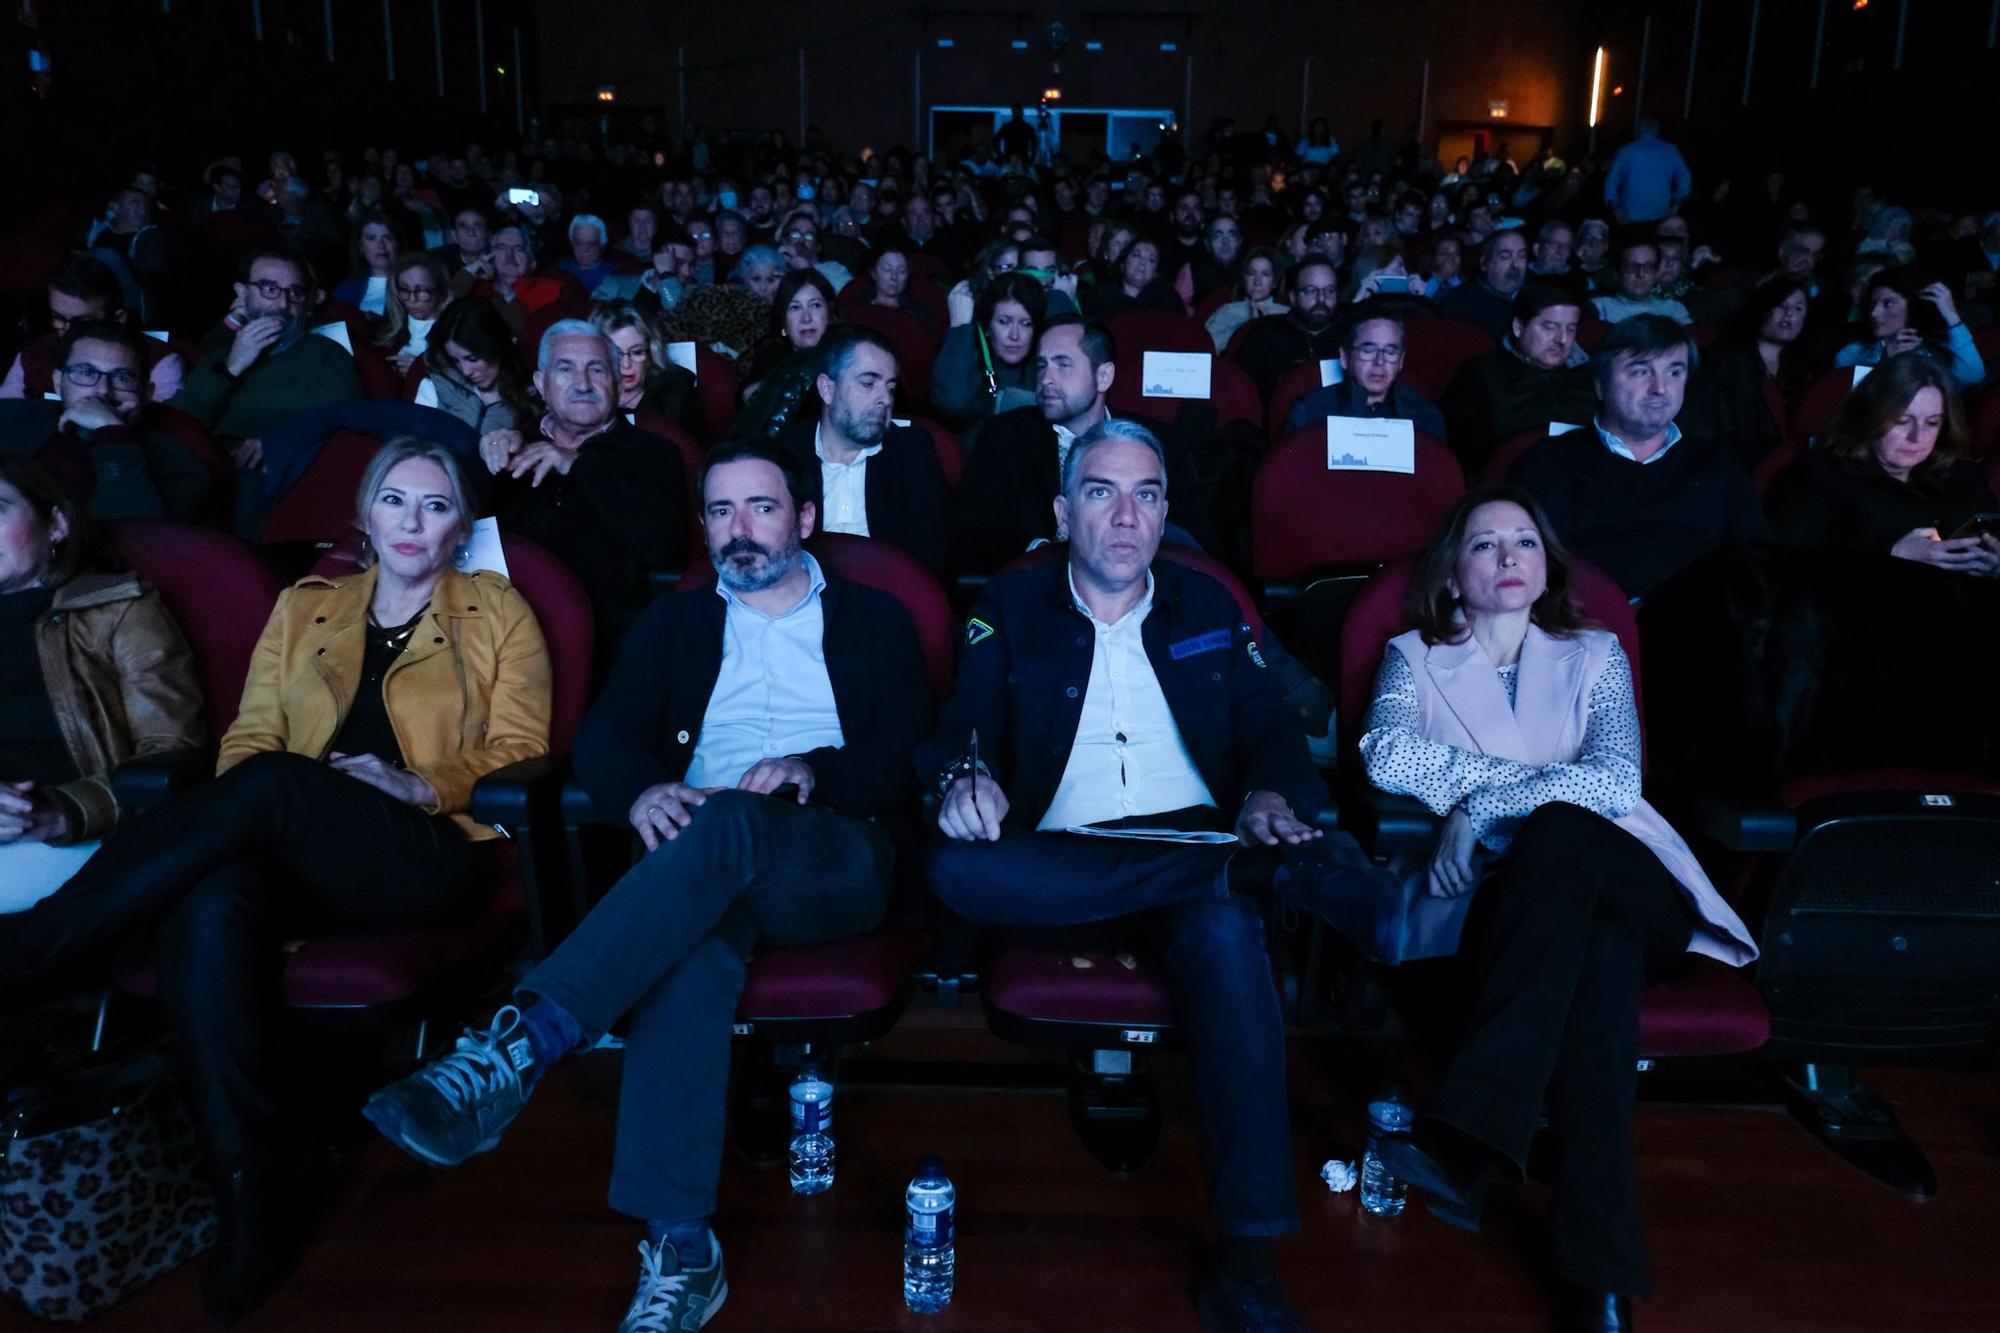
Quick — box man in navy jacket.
[369,440,929,1331]
[919,419,1385,1333]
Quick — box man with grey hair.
[557,212,618,296]
[483,319,687,659]
[922,417,1389,1333]
[1530,218,1574,277]
[369,437,929,1333]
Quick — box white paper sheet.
[1319,357,1344,386]
[1140,351,1212,399]
[142,329,171,343]
[455,516,511,578]
[312,322,354,353]
[1548,421,1585,436]
[1851,364,1873,387]
[0,842,99,914]
[1326,416,1416,473]
[1059,826,1240,845]
[666,341,699,377]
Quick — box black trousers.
[1424,802,1696,1297]
[0,751,483,1170]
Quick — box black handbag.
[2,1045,215,1324]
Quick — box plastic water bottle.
[1360,1096,1415,1216]
[902,1154,956,1312]
[788,1063,835,1195]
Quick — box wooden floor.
[9,1013,2000,1333]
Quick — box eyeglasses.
[249,278,311,304]
[396,284,440,298]
[688,231,714,242]
[614,345,647,364]
[1348,343,1404,363]
[786,229,817,242]
[60,362,141,391]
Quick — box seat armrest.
[1340,784,1440,859]
[469,757,561,827]
[109,749,213,814]
[1690,789,1797,853]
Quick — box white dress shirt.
[815,422,882,538]
[684,553,846,789]
[1594,416,1683,465]
[1038,569,1216,830]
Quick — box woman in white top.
[1358,485,1755,1328]
[1204,247,1290,351]
[373,253,453,375]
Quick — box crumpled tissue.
[1319,1159,1357,1193]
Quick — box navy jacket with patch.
[916,554,1324,831]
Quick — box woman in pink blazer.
[1358,484,1756,1333]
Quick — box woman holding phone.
[1768,353,2000,575]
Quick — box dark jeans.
[926,830,1299,1238]
[0,751,484,1169]
[1425,802,1696,1297]
[518,789,894,1224]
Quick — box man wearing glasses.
[1233,254,1345,403]
[1282,308,1446,439]
[177,251,358,462]
[0,321,209,520]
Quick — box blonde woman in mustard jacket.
[0,436,550,1324]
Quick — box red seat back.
[316,298,376,354]
[1105,352,1264,431]
[1751,436,1807,496]
[633,409,708,531]
[1192,283,1233,321]
[1337,553,1642,765]
[260,430,382,545]
[151,405,227,475]
[840,280,948,345]
[1575,318,1610,352]
[694,344,740,441]
[1266,360,1330,442]
[518,297,596,368]
[1250,429,1466,579]
[1689,320,1722,349]
[1789,367,1855,443]
[679,533,955,698]
[906,416,967,489]
[1480,429,1552,485]
[1401,317,1494,403]
[353,345,403,401]
[107,521,284,737]
[1984,450,2000,500]
[403,356,431,401]
[1968,386,2000,458]
[1105,310,1209,356]
[839,305,936,411]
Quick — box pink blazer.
[1376,625,1758,967]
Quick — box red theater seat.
[1251,429,1465,580]
[1266,360,1331,442]
[1790,367,1857,443]
[907,415,967,490]
[259,430,383,546]
[694,343,740,441]
[1400,316,1494,400]
[1479,429,1554,485]
[1105,309,1210,356]
[839,304,937,412]
[1105,350,1263,432]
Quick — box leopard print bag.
[2,1059,216,1324]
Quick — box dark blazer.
[1441,348,1601,469]
[947,406,1216,574]
[574,571,930,825]
[1283,377,1447,440]
[778,419,950,576]
[1767,451,1999,558]
[490,418,687,661]
[916,555,1324,831]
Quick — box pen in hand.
[968,728,982,824]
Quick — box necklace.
[368,603,430,651]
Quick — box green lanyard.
[976,325,998,397]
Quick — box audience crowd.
[5,106,2000,1333]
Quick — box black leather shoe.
[1377,1124,1507,1222]
[1553,1281,1635,1333]
[200,1162,300,1326]
[1191,1261,1314,1332]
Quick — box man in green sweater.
[175,251,359,467]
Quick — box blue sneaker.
[363,1005,536,1167]
[619,1238,728,1332]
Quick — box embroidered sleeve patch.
[965,617,995,646]
[1169,628,1231,660]
[1245,633,1268,669]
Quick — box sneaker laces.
[622,1241,689,1333]
[415,1006,525,1112]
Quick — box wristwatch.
[936,755,988,799]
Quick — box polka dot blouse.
[1358,638,1644,853]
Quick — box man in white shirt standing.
[921,419,1389,1333]
[778,325,950,574]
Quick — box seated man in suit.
[950,316,1214,573]
[368,439,929,1333]
[923,418,1388,1333]
[778,325,949,575]
[0,321,209,520]
[1442,281,1600,471]
[1283,305,1447,439]
[480,319,688,663]
[1510,313,1770,600]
